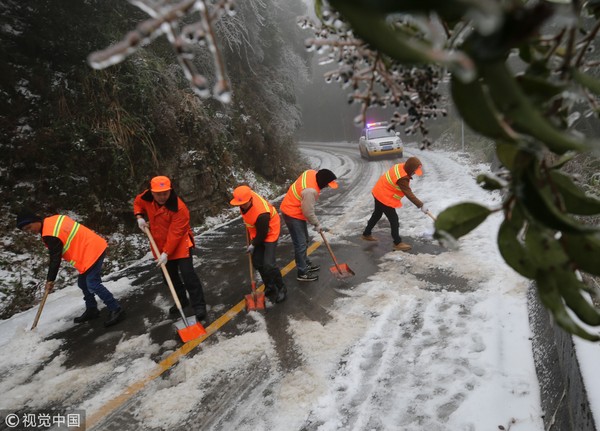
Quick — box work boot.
[104,308,125,327]
[195,307,208,322]
[297,272,318,282]
[264,285,276,300]
[361,234,377,241]
[306,263,320,273]
[73,307,100,324]
[274,285,287,303]
[393,242,412,251]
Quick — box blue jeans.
[77,252,120,311]
[283,214,313,275]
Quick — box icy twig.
[87,0,234,103]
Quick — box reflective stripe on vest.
[384,164,405,201]
[42,215,107,274]
[372,163,408,208]
[244,194,276,228]
[290,171,310,201]
[53,215,81,257]
[280,170,319,220]
[242,192,280,242]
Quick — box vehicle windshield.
[367,128,395,139]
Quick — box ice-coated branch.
[87,0,234,103]
[301,10,447,148]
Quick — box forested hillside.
[0,0,309,230]
[0,0,310,316]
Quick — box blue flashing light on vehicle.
[366,121,388,129]
[358,122,403,160]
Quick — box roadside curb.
[528,284,597,431]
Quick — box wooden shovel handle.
[144,227,190,326]
[319,230,344,274]
[30,285,50,330]
[246,230,256,289]
[426,210,437,221]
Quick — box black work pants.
[363,197,402,245]
[252,241,285,292]
[163,254,206,313]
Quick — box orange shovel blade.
[177,322,207,343]
[245,292,266,311]
[329,263,355,279]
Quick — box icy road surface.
[0,142,542,431]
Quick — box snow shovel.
[245,232,265,311]
[319,230,355,279]
[144,227,206,343]
[422,211,437,240]
[30,282,50,330]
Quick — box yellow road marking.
[84,240,322,430]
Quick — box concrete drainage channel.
[528,285,597,431]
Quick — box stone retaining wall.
[528,285,597,431]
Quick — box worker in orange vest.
[134,176,208,322]
[280,168,338,281]
[16,212,125,327]
[230,185,286,303]
[362,156,428,251]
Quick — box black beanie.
[316,169,337,189]
[16,211,42,230]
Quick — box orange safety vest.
[280,170,320,220]
[241,191,280,243]
[42,215,107,273]
[372,163,410,208]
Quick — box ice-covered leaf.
[516,73,566,105]
[434,202,492,241]
[518,169,597,233]
[451,76,518,142]
[573,69,600,96]
[524,224,569,270]
[477,173,506,190]
[549,170,600,215]
[537,272,600,341]
[497,217,536,278]
[562,233,600,276]
[555,269,600,326]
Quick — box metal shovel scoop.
[319,230,355,279]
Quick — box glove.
[45,281,55,292]
[315,224,329,233]
[420,206,429,214]
[156,252,168,266]
[137,217,148,232]
[246,244,255,254]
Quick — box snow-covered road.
[0,142,543,430]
